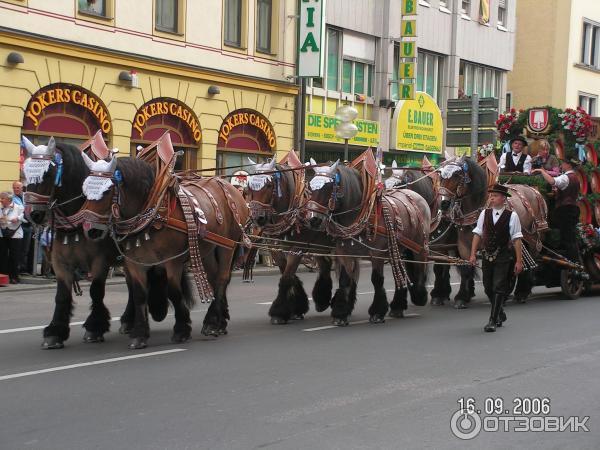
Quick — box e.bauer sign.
[391,91,443,153]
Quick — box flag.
[479,0,490,24]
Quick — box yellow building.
[508,0,600,114]
[0,0,298,190]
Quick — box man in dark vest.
[499,136,532,174]
[469,184,524,332]
[533,157,580,262]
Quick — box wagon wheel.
[560,269,583,300]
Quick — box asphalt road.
[1,268,599,450]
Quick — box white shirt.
[0,202,24,239]
[553,169,574,191]
[499,152,532,174]
[473,207,523,240]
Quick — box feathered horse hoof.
[270,316,289,325]
[332,317,349,327]
[119,323,132,335]
[171,332,191,343]
[290,314,304,321]
[388,310,404,318]
[128,337,147,350]
[369,314,386,324]
[83,331,105,343]
[201,324,220,337]
[454,300,468,309]
[41,336,64,350]
[430,297,447,306]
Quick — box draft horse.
[22,134,141,349]
[82,133,249,348]
[439,155,547,305]
[246,153,334,323]
[303,154,431,325]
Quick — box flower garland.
[576,223,600,252]
[559,107,593,142]
[477,143,495,160]
[495,108,523,141]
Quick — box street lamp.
[335,105,359,162]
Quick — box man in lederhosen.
[532,157,580,263]
[499,136,532,174]
[469,184,524,332]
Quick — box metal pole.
[470,93,479,160]
[344,139,349,162]
[299,78,307,162]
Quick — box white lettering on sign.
[82,176,113,200]
[23,158,52,185]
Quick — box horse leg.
[268,254,308,324]
[127,267,150,349]
[407,251,429,306]
[165,263,193,343]
[331,258,354,326]
[312,256,333,312]
[203,247,234,336]
[119,267,135,334]
[201,248,225,336]
[82,261,111,343]
[430,263,451,306]
[368,260,388,323]
[454,234,474,309]
[42,261,75,349]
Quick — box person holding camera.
[0,191,25,284]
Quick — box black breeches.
[482,250,514,300]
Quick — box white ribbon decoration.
[440,165,463,179]
[248,174,272,192]
[309,175,332,191]
[385,176,401,189]
[82,176,114,200]
[23,158,52,185]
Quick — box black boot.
[496,308,507,327]
[484,294,504,332]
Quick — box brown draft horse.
[439,155,547,305]
[245,151,335,324]
[82,133,249,349]
[22,135,144,349]
[303,151,431,326]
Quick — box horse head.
[22,136,64,225]
[80,150,121,241]
[439,155,487,217]
[303,159,343,231]
[246,157,279,227]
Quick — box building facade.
[303,0,516,164]
[0,0,298,190]
[507,0,600,115]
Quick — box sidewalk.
[0,264,309,293]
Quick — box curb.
[0,265,315,293]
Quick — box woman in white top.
[0,191,24,283]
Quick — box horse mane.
[404,169,435,205]
[117,158,156,203]
[336,164,363,225]
[463,157,487,210]
[55,142,88,197]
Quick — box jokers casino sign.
[25,85,112,133]
[133,99,202,143]
[219,110,276,150]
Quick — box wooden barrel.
[586,143,598,166]
[578,197,592,224]
[576,167,589,195]
[590,169,600,193]
[554,138,565,160]
[594,199,600,225]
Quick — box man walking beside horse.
[469,184,524,332]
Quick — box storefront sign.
[399,83,415,100]
[400,63,415,78]
[133,100,201,143]
[25,85,111,133]
[305,112,380,146]
[391,91,443,153]
[401,20,416,37]
[298,0,326,77]
[219,110,276,149]
[402,0,417,15]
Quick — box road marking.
[0,310,207,335]
[303,313,421,332]
[256,302,273,305]
[0,348,186,382]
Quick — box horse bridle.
[303,173,340,229]
[247,172,277,223]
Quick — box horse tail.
[147,266,169,322]
[180,270,196,310]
